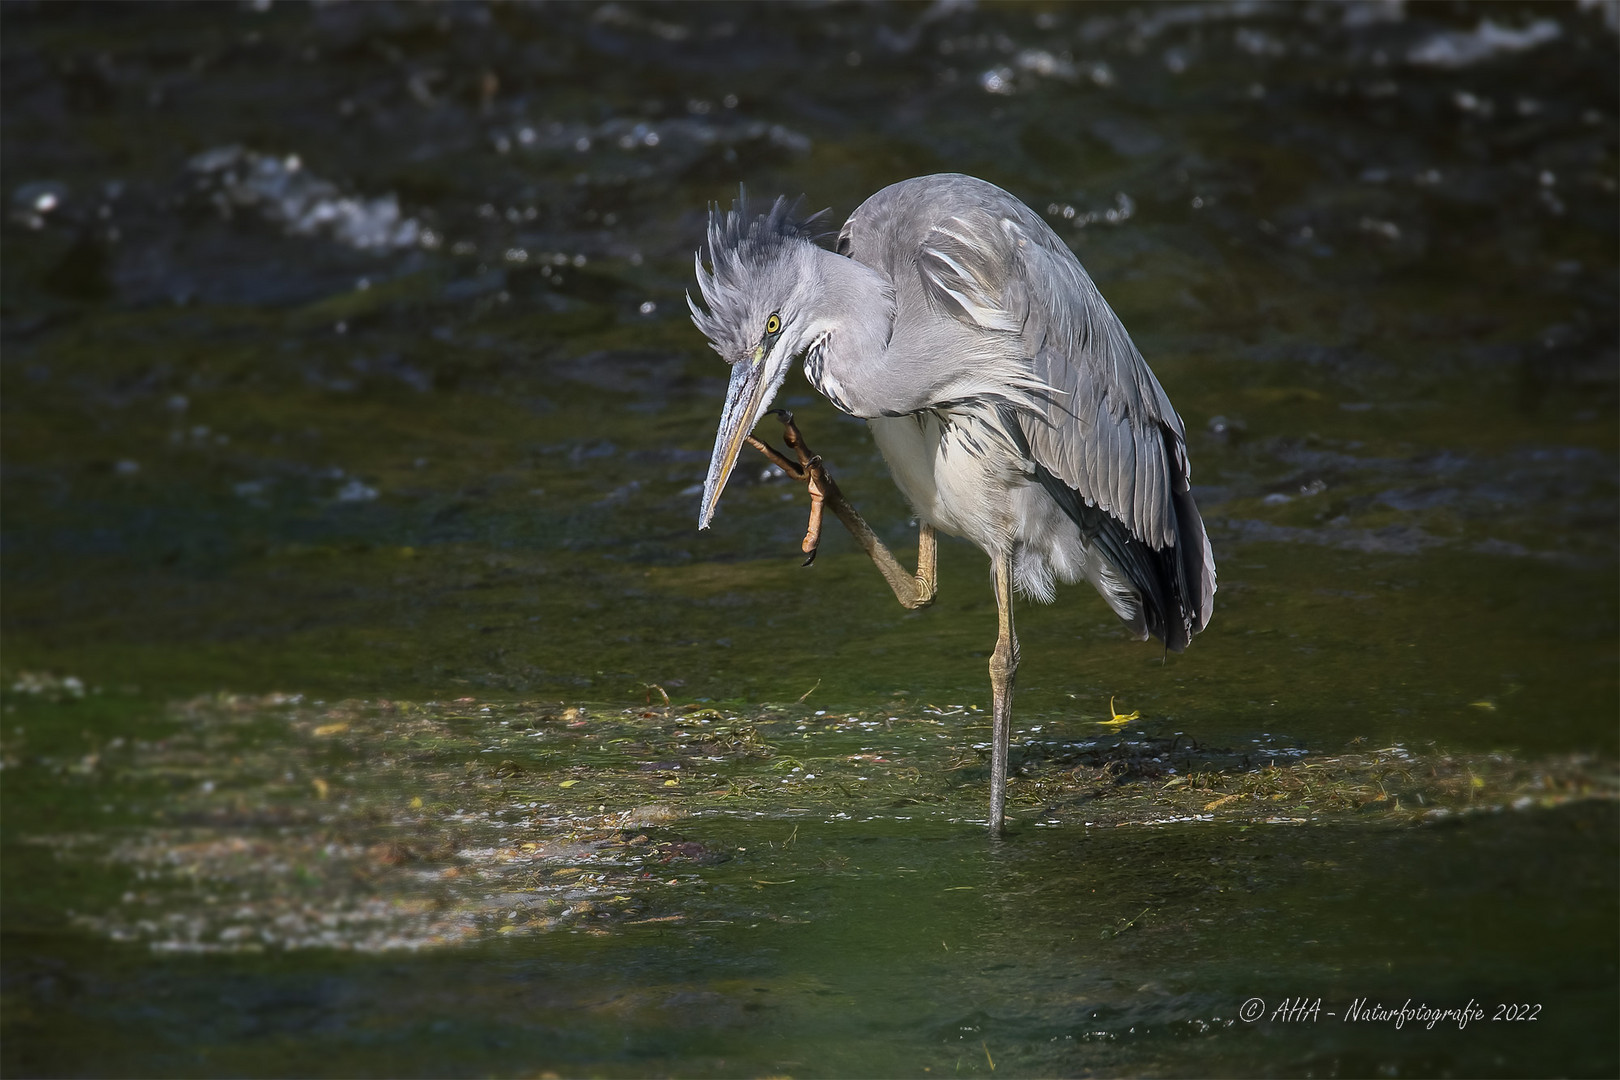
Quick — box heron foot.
[745,410,937,610]
[743,409,828,564]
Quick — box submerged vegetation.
[12,687,1611,955]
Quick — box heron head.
[688,192,826,529]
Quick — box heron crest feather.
[687,191,826,364]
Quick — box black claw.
[802,548,818,567]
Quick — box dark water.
[3,2,1616,1076]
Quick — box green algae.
[10,689,1610,959]
[6,687,1616,1077]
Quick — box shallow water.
[3,2,1616,1076]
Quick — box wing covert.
[913,196,1214,642]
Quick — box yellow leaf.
[664,778,678,787]
[410,796,423,809]
[1469,700,1496,711]
[311,777,329,800]
[1098,695,1140,726]
[313,722,348,737]
[559,779,579,789]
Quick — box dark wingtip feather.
[1033,427,1212,654]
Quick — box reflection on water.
[2,1,1615,1075]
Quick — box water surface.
[3,2,1616,1076]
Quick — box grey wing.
[915,204,1216,648]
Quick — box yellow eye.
[765,313,781,336]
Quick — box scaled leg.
[747,411,936,610]
[988,551,1019,835]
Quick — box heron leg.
[916,521,938,603]
[747,410,935,610]
[988,551,1019,836]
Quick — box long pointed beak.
[699,354,775,529]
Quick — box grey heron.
[688,174,1215,834]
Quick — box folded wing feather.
[913,201,1214,640]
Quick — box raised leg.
[988,551,1019,835]
[747,410,935,610]
[916,521,938,603]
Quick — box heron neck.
[806,248,897,417]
